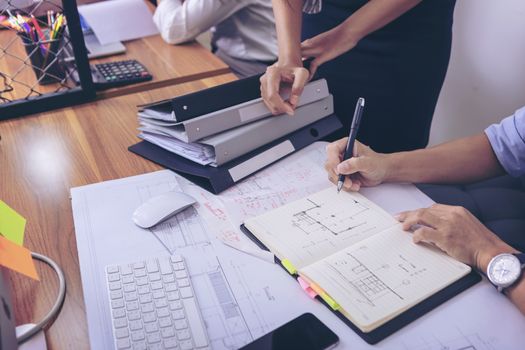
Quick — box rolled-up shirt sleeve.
[303,0,322,14]
[485,106,525,177]
[153,0,247,44]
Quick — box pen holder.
[19,32,66,85]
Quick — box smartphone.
[240,313,339,350]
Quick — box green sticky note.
[320,292,340,311]
[0,200,26,246]
[281,259,297,275]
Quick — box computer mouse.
[132,191,197,229]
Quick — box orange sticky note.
[0,200,26,246]
[0,235,39,280]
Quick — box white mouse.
[132,191,197,229]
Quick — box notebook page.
[243,187,397,269]
[301,225,471,331]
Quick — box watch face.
[488,254,522,287]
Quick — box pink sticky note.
[297,277,318,299]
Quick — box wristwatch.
[486,253,525,293]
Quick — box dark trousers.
[417,175,525,252]
[302,0,456,152]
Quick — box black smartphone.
[240,313,339,350]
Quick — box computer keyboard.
[105,255,209,350]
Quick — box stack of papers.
[137,79,334,167]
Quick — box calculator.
[90,59,152,89]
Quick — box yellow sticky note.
[320,292,340,311]
[281,259,297,275]
[0,235,39,280]
[309,283,325,295]
[0,200,26,246]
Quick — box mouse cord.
[16,252,67,345]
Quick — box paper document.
[78,0,159,45]
[71,142,525,349]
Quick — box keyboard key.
[116,338,131,349]
[140,302,154,313]
[110,291,123,300]
[147,332,161,344]
[133,262,145,269]
[122,275,134,284]
[172,262,185,271]
[162,274,175,283]
[115,328,129,339]
[145,322,159,334]
[139,294,152,304]
[154,299,168,308]
[163,338,179,349]
[157,307,170,318]
[152,290,165,299]
[112,308,126,319]
[175,270,187,279]
[114,317,128,329]
[134,269,146,278]
[127,310,141,321]
[150,281,163,290]
[126,301,139,311]
[161,327,176,338]
[158,316,172,328]
[177,279,190,288]
[129,320,142,331]
[174,319,188,330]
[136,277,148,286]
[177,329,191,340]
[168,300,183,310]
[131,330,145,341]
[180,287,193,299]
[148,343,163,350]
[165,283,178,292]
[123,284,136,293]
[107,265,119,274]
[125,292,138,302]
[108,273,120,282]
[112,299,125,309]
[132,341,147,350]
[121,265,133,275]
[170,255,183,263]
[171,309,185,320]
[137,285,149,295]
[149,272,161,282]
[142,312,157,323]
[180,340,193,350]
[167,291,180,301]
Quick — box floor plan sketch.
[399,328,497,350]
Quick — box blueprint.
[71,142,525,350]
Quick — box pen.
[337,97,365,193]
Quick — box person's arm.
[153,0,247,44]
[260,0,309,116]
[302,0,422,77]
[325,133,505,191]
[397,204,525,315]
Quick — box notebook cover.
[239,224,481,345]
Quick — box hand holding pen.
[337,97,365,193]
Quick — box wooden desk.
[0,73,237,350]
[0,29,229,102]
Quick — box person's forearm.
[385,133,505,184]
[273,0,304,65]
[341,0,421,42]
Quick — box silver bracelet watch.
[486,253,525,293]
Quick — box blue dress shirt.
[485,106,525,177]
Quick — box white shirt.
[153,0,277,62]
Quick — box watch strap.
[513,252,525,265]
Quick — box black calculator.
[91,59,152,89]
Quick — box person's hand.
[260,63,310,116]
[301,23,359,78]
[325,138,390,191]
[397,204,517,270]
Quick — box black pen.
[337,97,365,193]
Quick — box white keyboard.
[105,255,209,350]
